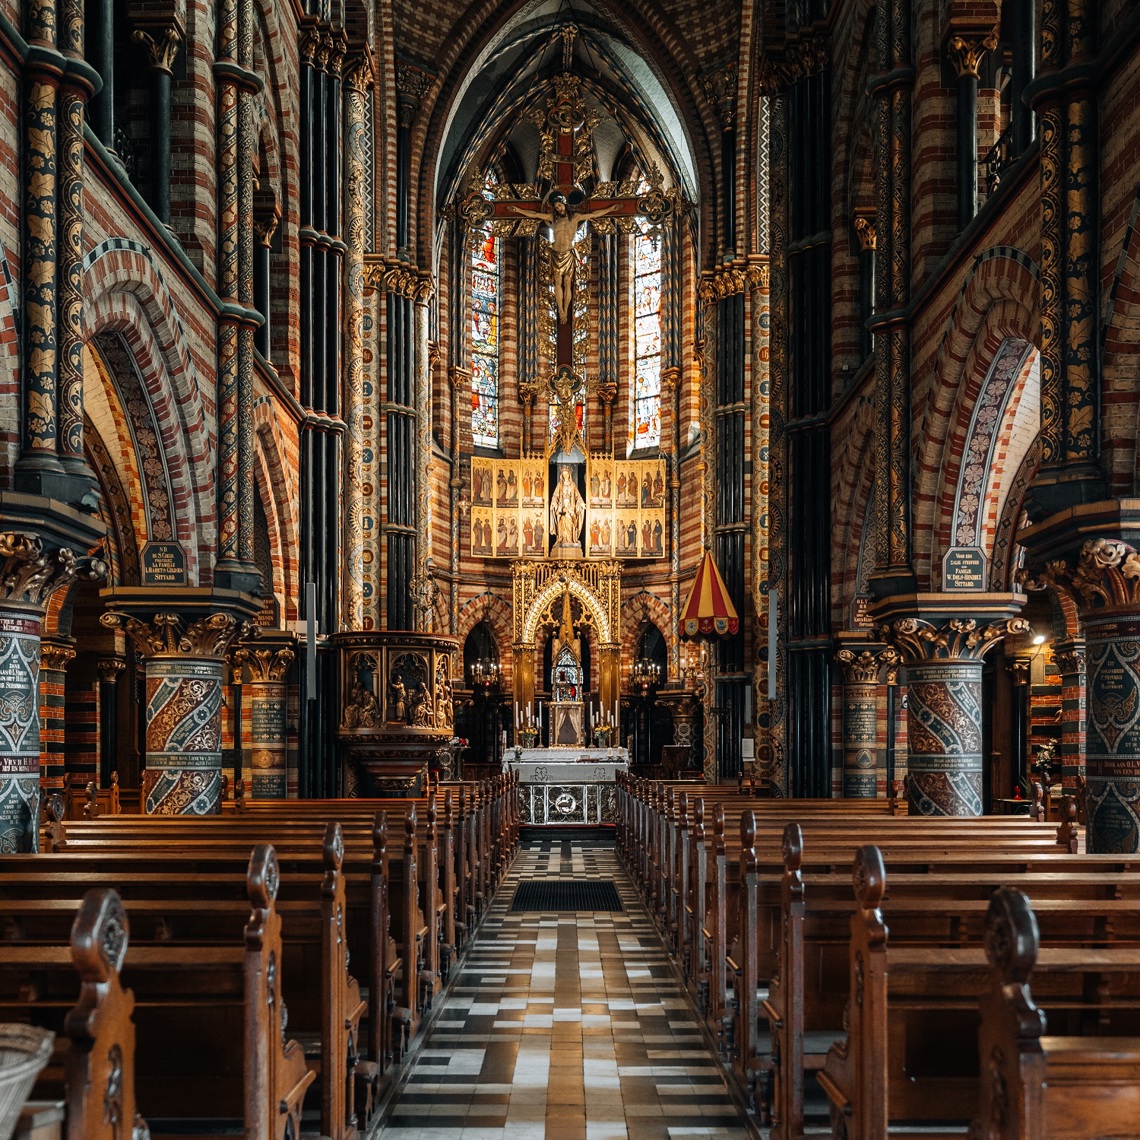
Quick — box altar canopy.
[680,549,740,637]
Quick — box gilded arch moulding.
[514,560,621,647]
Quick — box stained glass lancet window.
[471,221,500,448]
[631,217,662,449]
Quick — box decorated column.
[101,609,251,814]
[878,600,1027,816]
[38,639,75,796]
[1056,540,1140,852]
[233,640,295,800]
[835,646,885,798]
[1053,639,1086,794]
[0,533,104,850]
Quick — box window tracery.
[631,216,662,449]
[471,221,501,448]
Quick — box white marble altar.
[507,749,629,826]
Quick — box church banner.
[470,457,549,558]
[586,456,666,559]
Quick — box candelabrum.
[631,657,662,693]
[470,657,501,690]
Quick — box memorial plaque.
[141,541,187,587]
[852,595,873,629]
[942,547,987,591]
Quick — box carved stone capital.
[39,639,76,672]
[233,644,295,682]
[343,52,374,93]
[254,212,280,248]
[0,532,107,609]
[701,63,738,129]
[660,366,681,395]
[449,366,471,391]
[1054,643,1086,676]
[1006,658,1031,685]
[836,648,883,684]
[396,59,433,108]
[879,615,1030,664]
[697,262,767,305]
[95,657,127,684]
[132,24,183,74]
[946,27,999,80]
[853,215,877,252]
[101,610,252,659]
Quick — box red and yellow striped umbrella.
[679,549,739,638]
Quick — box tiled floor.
[380,839,753,1140]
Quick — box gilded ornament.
[0,532,106,606]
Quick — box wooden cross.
[461,28,675,370]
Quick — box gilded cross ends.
[0,531,106,607]
[946,26,999,80]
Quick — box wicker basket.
[0,1026,55,1140]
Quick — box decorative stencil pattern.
[906,662,984,817]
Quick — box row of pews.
[616,775,1140,1140]
[1,774,519,1140]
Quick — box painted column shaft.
[1054,640,1086,794]
[0,605,43,851]
[248,678,287,799]
[905,659,984,816]
[842,680,880,797]
[144,656,225,815]
[1083,615,1140,853]
[38,640,74,794]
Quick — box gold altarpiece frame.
[511,559,622,743]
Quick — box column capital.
[101,609,252,660]
[233,641,296,682]
[40,638,76,672]
[1006,657,1031,685]
[946,26,999,80]
[0,531,106,610]
[1053,639,1086,676]
[853,215,877,252]
[131,23,183,75]
[871,592,1028,664]
[835,647,885,684]
[95,656,127,683]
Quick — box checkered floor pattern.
[379,839,752,1139]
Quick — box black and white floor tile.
[380,839,752,1139]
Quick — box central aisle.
[380,840,753,1139]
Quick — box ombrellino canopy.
[679,549,739,638]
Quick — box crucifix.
[461,24,675,373]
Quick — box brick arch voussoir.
[457,592,514,654]
[252,396,299,622]
[619,590,675,675]
[925,314,1036,580]
[84,292,211,582]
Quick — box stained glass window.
[549,240,589,444]
[631,217,662,449]
[471,222,500,448]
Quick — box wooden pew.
[751,823,1140,1137]
[2,828,374,1140]
[817,848,1140,1138]
[972,887,1140,1140]
[0,846,315,1140]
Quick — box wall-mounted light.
[1032,634,1046,646]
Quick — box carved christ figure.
[550,466,586,549]
[503,194,622,324]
